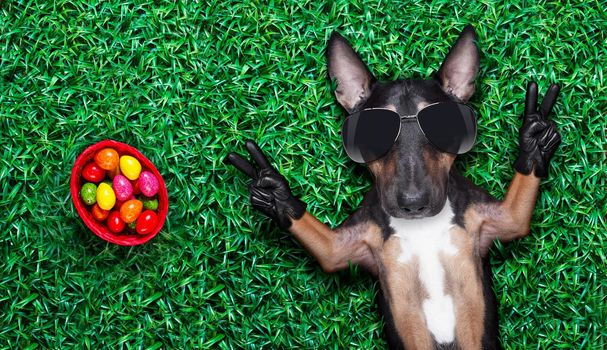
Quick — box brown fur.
[369,148,397,181]
[423,148,454,184]
[442,226,484,349]
[472,172,541,255]
[290,214,384,274]
[380,236,434,349]
[374,220,487,348]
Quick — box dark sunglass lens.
[417,102,477,154]
[342,109,401,163]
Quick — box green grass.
[1,0,605,348]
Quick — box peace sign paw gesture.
[225,140,307,229]
[514,81,562,178]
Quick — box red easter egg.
[120,199,143,224]
[107,211,125,233]
[136,210,158,235]
[131,179,141,195]
[91,204,109,221]
[94,148,119,171]
[82,162,106,183]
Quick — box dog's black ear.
[437,25,479,102]
[327,31,376,113]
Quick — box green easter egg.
[128,221,137,231]
[142,197,158,211]
[80,182,97,206]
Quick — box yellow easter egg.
[120,155,142,180]
[96,182,116,210]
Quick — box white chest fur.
[389,200,458,344]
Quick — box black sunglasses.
[341,101,477,163]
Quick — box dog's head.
[327,26,479,219]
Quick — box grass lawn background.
[1,0,605,348]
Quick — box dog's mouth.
[393,211,434,219]
[380,194,448,219]
[387,205,444,219]
[375,173,451,220]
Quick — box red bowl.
[70,140,168,245]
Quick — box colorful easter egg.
[94,148,119,171]
[120,199,143,224]
[114,195,130,211]
[91,203,109,221]
[107,211,125,233]
[136,210,158,235]
[80,182,97,205]
[96,182,116,210]
[113,175,133,201]
[138,171,159,197]
[82,162,106,183]
[120,155,141,180]
[142,197,159,211]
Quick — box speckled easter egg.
[112,175,133,201]
[94,148,119,171]
[138,171,159,197]
[80,182,97,206]
[82,162,106,183]
[136,210,158,235]
[96,182,116,210]
[119,199,143,224]
[120,155,141,180]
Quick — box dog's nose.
[398,193,429,213]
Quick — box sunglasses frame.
[342,102,478,163]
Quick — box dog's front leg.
[477,172,542,253]
[226,140,378,274]
[478,81,561,254]
[289,211,378,274]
